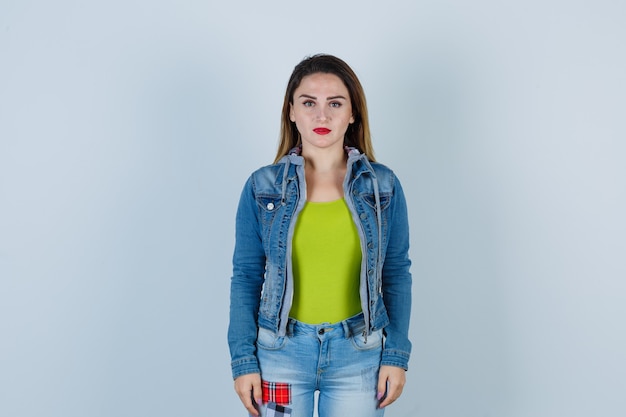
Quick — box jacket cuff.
[231,357,261,379]
[381,348,410,371]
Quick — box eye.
[303,100,315,107]
[329,102,342,108]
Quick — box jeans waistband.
[286,312,367,338]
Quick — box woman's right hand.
[234,373,262,416]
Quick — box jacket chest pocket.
[256,194,284,227]
[360,192,392,211]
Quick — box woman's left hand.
[377,365,406,408]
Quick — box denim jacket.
[228,147,412,379]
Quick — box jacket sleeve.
[380,174,413,370]
[228,175,265,379]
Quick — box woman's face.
[290,72,354,154]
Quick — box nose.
[316,106,329,121]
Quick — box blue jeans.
[255,313,385,417]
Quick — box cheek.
[292,119,306,135]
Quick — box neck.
[301,146,346,172]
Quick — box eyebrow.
[298,94,348,100]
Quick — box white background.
[1,1,625,416]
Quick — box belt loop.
[286,319,295,337]
[341,319,351,338]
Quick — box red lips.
[313,128,331,135]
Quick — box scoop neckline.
[305,198,344,205]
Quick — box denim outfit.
[228,147,412,415]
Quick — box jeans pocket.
[256,327,287,350]
[350,328,383,351]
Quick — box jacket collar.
[280,146,374,174]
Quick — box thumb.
[377,372,388,401]
[252,378,263,406]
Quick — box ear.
[289,103,296,122]
[349,114,355,124]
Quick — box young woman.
[228,54,412,417]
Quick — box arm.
[380,174,412,369]
[228,176,266,378]
[378,175,412,405]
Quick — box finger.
[376,374,390,408]
[242,394,259,417]
[378,371,405,408]
[235,378,260,416]
[237,389,258,416]
[376,372,388,404]
[378,387,399,408]
[252,378,263,410]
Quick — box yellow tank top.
[290,198,362,324]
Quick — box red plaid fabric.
[262,380,292,405]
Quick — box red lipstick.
[313,128,331,135]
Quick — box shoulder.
[369,161,401,188]
[250,163,283,180]
[369,161,395,177]
[367,161,410,203]
[245,162,288,194]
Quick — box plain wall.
[1,1,624,416]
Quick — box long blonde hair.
[274,54,375,163]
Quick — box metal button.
[318,329,324,335]
[267,202,274,210]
